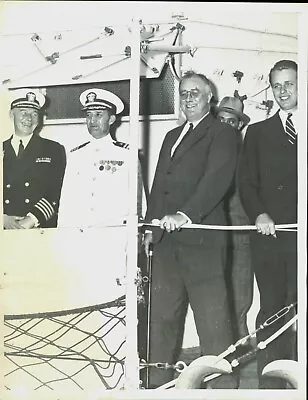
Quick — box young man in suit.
[143,71,238,388]
[239,60,298,389]
[3,89,66,229]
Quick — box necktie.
[17,139,24,158]
[285,113,297,145]
[172,123,194,157]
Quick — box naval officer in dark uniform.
[3,89,66,229]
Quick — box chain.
[140,360,187,373]
[148,302,297,389]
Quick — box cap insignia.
[87,92,97,103]
[26,92,36,102]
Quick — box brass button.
[25,198,30,203]
[25,182,30,187]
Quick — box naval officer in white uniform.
[56,88,145,307]
[58,88,144,228]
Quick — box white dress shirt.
[279,108,298,136]
[11,133,33,155]
[10,133,38,227]
[169,113,209,224]
[171,113,209,157]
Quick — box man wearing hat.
[3,88,66,229]
[216,97,254,349]
[56,87,145,315]
[57,88,145,228]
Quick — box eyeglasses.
[179,89,201,100]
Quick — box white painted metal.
[124,17,141,390]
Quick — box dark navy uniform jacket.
[3,134,66,228]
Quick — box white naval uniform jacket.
[58,135,134,228]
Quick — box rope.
[230,314,298,369]
[144,220,297,231]
[4,296,125,320]
[39,220,298,232]
[261,315,298,348]
[4,297,126,390]
[154,304,297,389]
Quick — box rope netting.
[4,296,126,392]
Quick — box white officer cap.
[80,88,124,115]
[10,88,46,110]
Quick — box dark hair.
[269,60,297,86]
[179,70,211,90]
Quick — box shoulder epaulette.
[70,141,91,153]
[113,140,129,150]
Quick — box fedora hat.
[216,96,250,125]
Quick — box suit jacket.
[3,134,66,228]
[146,113,237,246]
[239,111,297,226]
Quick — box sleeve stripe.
[34,203,49,220]
[38,200,52,218]
[41,197,54,216]
[34,198,55,221]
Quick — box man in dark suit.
[216,97,254,347]
[143,71,238,388]
[239,60,298,389]
[3,88,66,229]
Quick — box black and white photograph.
[0,2,306,399]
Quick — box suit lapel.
[4,135,42,182]
[268,112,286,144]
[265,112,297,175]
[171,114,214,162]
[3,138,18,181]
[3,138,14,159]
[267,112,296,151]
[21,134,41,166]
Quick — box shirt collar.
[89,133,113,144]
[279,108,298,127]
[187,112,209,129]
[11,133,33,148]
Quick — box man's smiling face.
[11,107,39,137]
[179,76,212,122]
[271,68,297,112]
